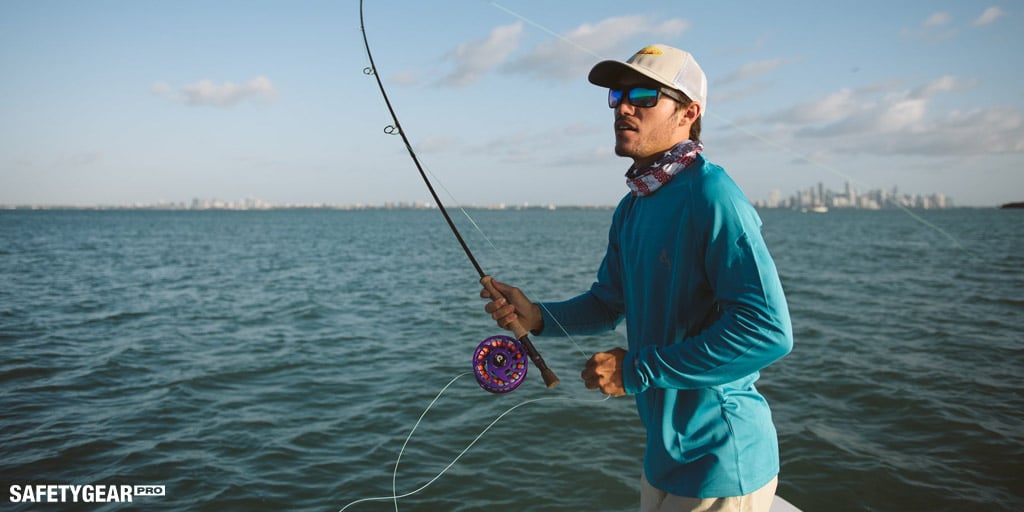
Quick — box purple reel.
[472,335,528,394]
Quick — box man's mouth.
[615,117,638,132]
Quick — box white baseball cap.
[589,44,708,115]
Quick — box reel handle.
[481,275,560,388]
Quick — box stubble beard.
[614,132,641,160]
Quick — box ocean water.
[1,208,1021,511]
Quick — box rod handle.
[540,368,560,389]
[480,275,559,388]
[480,275,530,339]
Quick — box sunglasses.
[608,86,685,108]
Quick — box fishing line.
[410,153,595,360]
[337,373,611,512]
[336,371,469,512]
[485,0,970,253]
[332,148,597,509]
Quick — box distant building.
[755,181,954,210]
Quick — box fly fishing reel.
[472,335,528,394]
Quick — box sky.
[1,0,1021,207]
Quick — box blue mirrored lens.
[629,88,659,107]
[608,89,624,108]
[608,87,660,108]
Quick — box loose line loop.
[337,373,611,512]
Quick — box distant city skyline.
[2,181,965,211]
[756,181,954,210]
[0,197,573,211]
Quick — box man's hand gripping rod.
[480,276,559,388]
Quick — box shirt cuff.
[622,348,649,394]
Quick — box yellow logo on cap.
[634,46,664,57]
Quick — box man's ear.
[679,102,701,127]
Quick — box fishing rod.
[358,0,559,391]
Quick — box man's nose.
[615,100,636,116]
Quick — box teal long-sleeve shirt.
[538,155,793,498]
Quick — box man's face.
[611,76,689,168]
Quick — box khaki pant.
[640,473,778,512]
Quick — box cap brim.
[588,60,674,90]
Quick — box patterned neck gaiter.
[625,140,703,197]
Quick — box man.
[483,44,793,512]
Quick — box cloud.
[924,12,952,27]
[740,75,1024,156]
[389,70,421,87]
[840,105,1024,156]
[438,22,524,87]
[772,87,863,125]
[972,6,1004,26]
[716,58,789,87]
[903,8,1003,42]
[780,76,972,135]
[955,109,1024,151]
[151,76,277,107]
[505,15,690,81]
[902,11,959,42]
[909,75,975,99]
[432,15,691,87]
